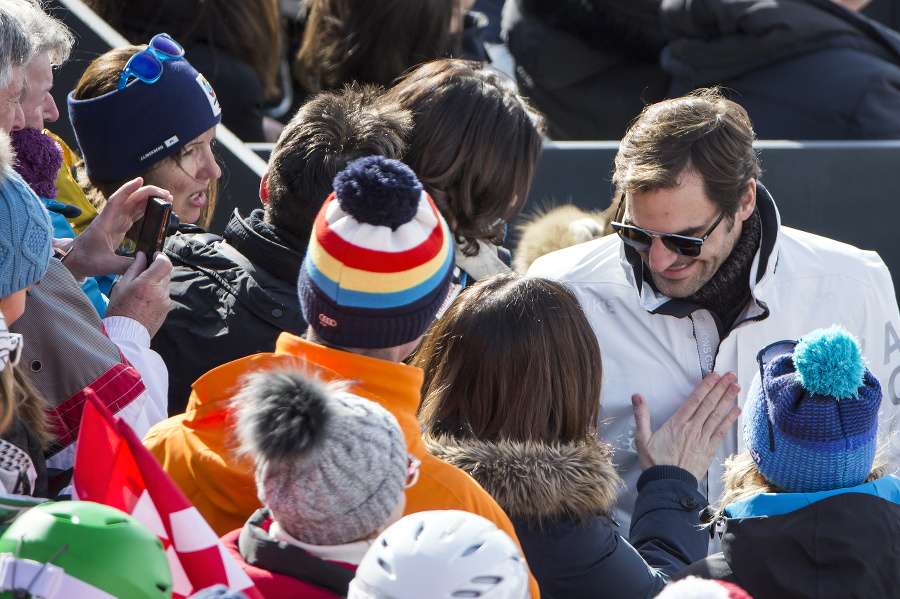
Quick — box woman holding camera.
[67,33,222,232]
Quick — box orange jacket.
[143,334,540,598]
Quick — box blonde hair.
[0,367,54,448]
[0,368,16,435]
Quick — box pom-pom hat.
[67,40,221,183]
[235,369,408,546]
[298,155,455,349]
[744,326,881,493]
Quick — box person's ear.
[259,172,269,205]
[737,179,756,222]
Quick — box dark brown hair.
[385,60,546,256]
[88,0,282,99]
[294,0,454,93]
[264,84,411,241]
[72,46,219,230]
[614,88,761,218]
[414,273,601,445]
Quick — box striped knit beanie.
[298,155,455,349]
[744,326,881,493]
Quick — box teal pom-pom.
[794,326,866,400]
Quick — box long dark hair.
[294,0,454,92]
[89,0,282,99]
[385,60,546,256]
[415,273,601,445]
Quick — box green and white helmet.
[0,501,172,599]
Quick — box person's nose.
[43,93,59,124]
[11,103,25,131]
[198,149,222,181]
[647,237,680,272]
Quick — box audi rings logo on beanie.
[319,314,337,328]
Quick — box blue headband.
[67,57,222,182]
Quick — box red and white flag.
[73,392,263,599]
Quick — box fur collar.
[426,435,622,523]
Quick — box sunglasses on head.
[755,339,797,452]
[117,33,185,90]
[610,195,727,258]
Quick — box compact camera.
[135,197,180,256]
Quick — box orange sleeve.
[406,456,541,598]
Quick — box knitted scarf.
[684,209,762,332]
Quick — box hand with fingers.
[61,177,174,280]
[105,251,173,337]
[632,372,742,481]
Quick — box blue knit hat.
[0,168,52,299]
[744,326,881,493]
[67,46,221,182]
[297,156,455,349]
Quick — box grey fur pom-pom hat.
[234,368,407,545]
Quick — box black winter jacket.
[677,475,900,598]
[662,0,900,140]
[428,436,709,599]
[154,210,307,414]
[502,0,668,140]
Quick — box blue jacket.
[678,474,900,598]
[427,437,710,599]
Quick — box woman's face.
[143,127,221,224]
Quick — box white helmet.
[348,510,530,599]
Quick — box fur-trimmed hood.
[426,435,622,523]
[513,205,608,273]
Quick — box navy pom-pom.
[794,325,866,400]
[234,369,332,465]
[333,156,423,231]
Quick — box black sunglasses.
[610,196,727,258]
[755,339,797,452]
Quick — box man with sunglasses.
[529,88,900,547]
